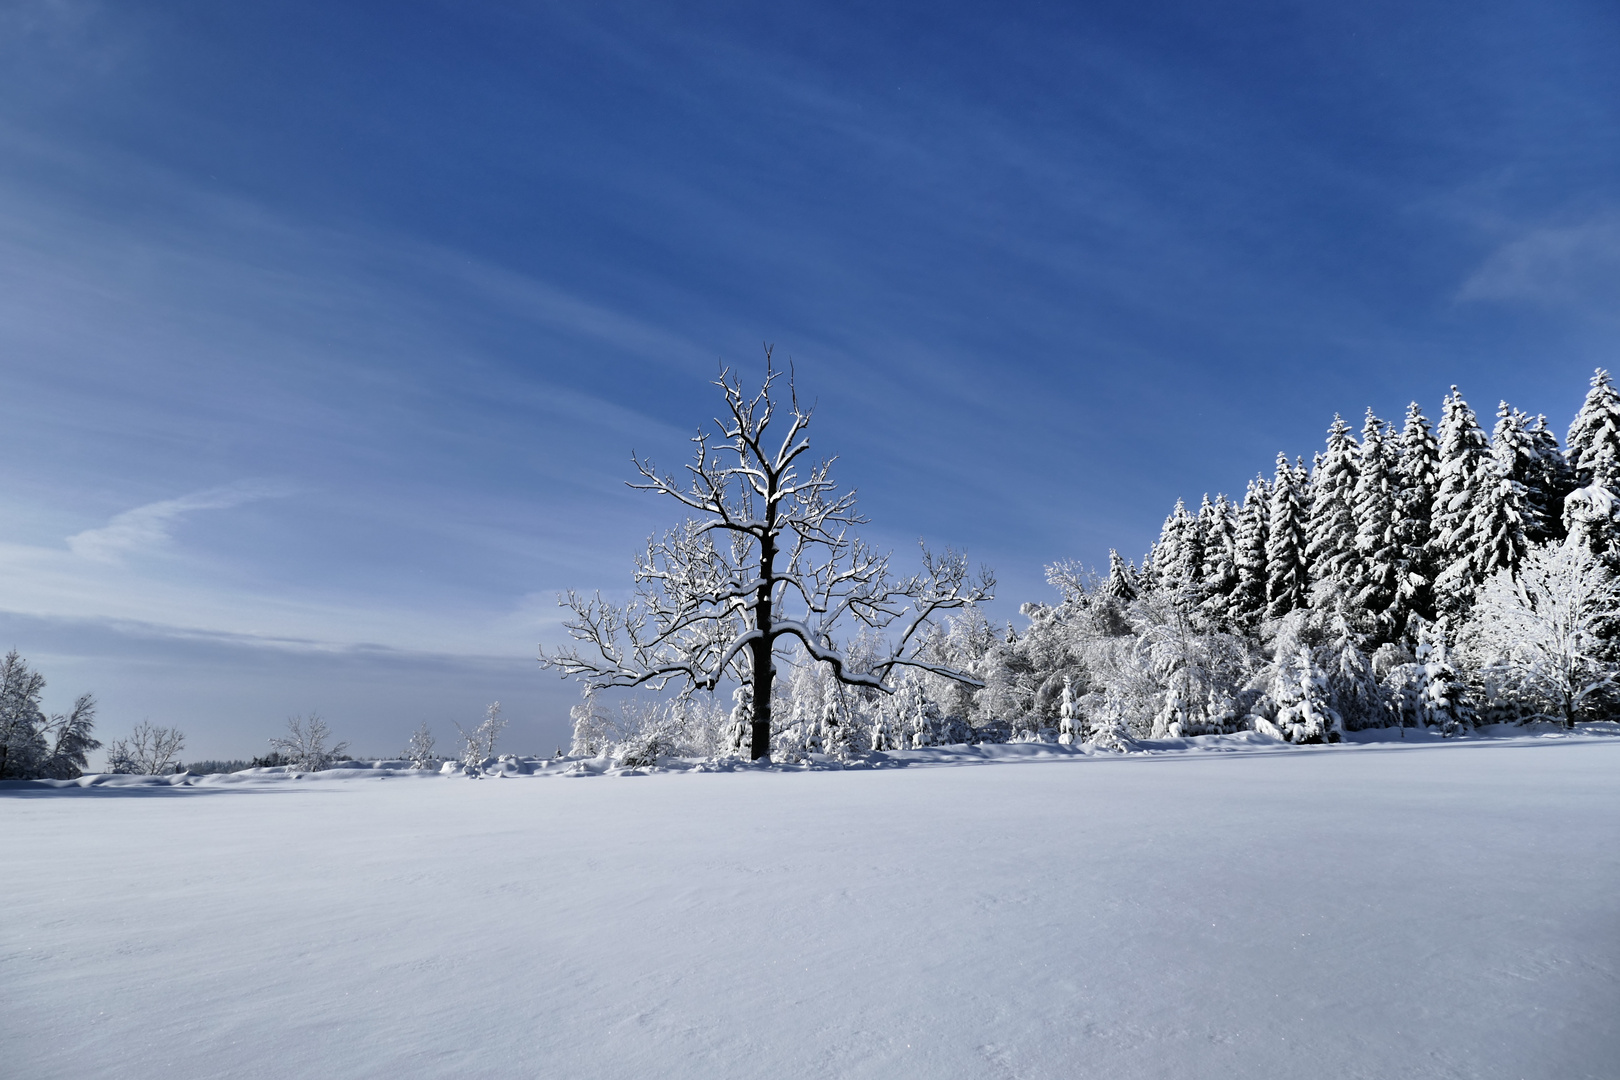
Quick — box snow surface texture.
[4,735,1618,1079]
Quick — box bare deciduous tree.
[455,701,507,767]
[269,714,347,772]
[106,721,185,775]
[404,722,439,769]
[541,356,994,759]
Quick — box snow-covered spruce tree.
[1150,498,1203,597]
[1523,415,1576,545]
[1104,549,1139,602]
[1496,405,1575,546]
[1200,493,1239,622]
[0,651,101,780]
[1566,369,1620,491]
[269,714,348,772]
[540,360,993,760]
[105,721,186,775]
[1394,403,1440,631]
[1352,412,1403,641]
[1230,477,1269,630]
[1475,447,1530,584]
[1307,415,1360,594]
[1266,454,1310,619]
[1459,540,1620,728]
[1562,370,1620,559]
[1432,388,1498,621]
[1259,635,1342,744]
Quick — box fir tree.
[1199,493,1239,621]
[1433,388,1496,620]
[1562,370,1620,558]
[1307,415,1360,591]
[1272,644,1342,744]
[1352,411,1402,640]
[1104,549,1139,602]
[1566,368,1620,490]
[1266,454,1310,619]
[1524,414,1576,544]
[1230,476,1269,629]
[1151,498,1203,593]
[1476,448,1529,585]
[1394,402,1440,631]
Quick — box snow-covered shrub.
[269,714,349,772]
[1084,689,1135,753]
[106,721,186,775]
[1263,644,1342,744]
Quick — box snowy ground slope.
[4,739,1618,1080]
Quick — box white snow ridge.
[4,733,1617,1079]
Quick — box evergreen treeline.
[577,370,1620,759]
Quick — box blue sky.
[2,0,1617,760]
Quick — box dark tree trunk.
[750,534,777,760]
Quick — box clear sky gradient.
[2,1,1617,759]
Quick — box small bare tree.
[541,356,994,759]
[106,721,185,775]
[455,701,508,766]
[269,714,348,771]
[404,722,439,769]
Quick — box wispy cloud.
[1459,212,1620,318]
[65,481,293,563]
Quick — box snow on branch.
[540,353,993,757]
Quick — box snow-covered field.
[5,735,1618,1079]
